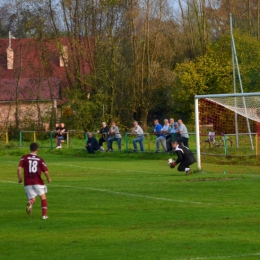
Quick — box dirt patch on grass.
[184,177,242,182]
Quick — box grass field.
[1,150,260,260]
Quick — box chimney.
[59,45,68,67]
[7,46,14,70]
[7,31,14,70]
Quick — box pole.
[6,131,9,144]
[195,98,201,170]
[19,131,22,147]
[33,131,36,143]
[50,131,53,149]
[67,132,69,148]
[256,134,259,156]
[125,133,128,151]
[230,14,239,148]
[224,134,228,156]
[147,134,150,153]
[230,15,254,150]
[85,132,88,144]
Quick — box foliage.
[173,32,260,120]
[2,1,260,130]
[61,88,106,132]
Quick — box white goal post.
[195,92,260,170]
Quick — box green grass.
[1,151,260,260]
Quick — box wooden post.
[6,131,9,144]
[67,132,70,148]
[256,134,259,156]
[147,134,150,153]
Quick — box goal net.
[195,92,260,170]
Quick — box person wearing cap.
[166,121,179,152]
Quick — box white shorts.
[25,185,47,199]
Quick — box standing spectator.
[168,118,174,133]
[56,123,67,149]
[169,141,195,175]
[17,142,51,219]
[132,121,145,152]
[162,119,171,150]
[166,121,179,151]
[53,123,60,146]
[86,133,100,154]
[98,122,109,151]
[107,122,122,151]
[177,119,189,147]
[154,119,167,153]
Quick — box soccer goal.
[195,92,260,170]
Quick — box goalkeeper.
[169,141,195,175]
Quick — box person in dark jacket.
[98,122,109,150]
[86,133,100,154]
[169,141,195,175]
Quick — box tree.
[173,32,260,119]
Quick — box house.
[0,35,93,130]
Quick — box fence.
[199,132,260,157]
[0,130,259,156]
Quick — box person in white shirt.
[132,121,145,152]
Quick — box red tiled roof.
[0,77,60,101]
[0,37,93,102]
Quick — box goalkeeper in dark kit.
[169,141,195,175]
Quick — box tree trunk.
[257,0,260,41]
[140,108,149,132]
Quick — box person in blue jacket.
[153,119,167,153]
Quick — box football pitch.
[1,153,260,260]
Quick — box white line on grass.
[51,184,212,205]
[0,180,211,205]
[0,161,159,174]
[179,252,260,260]
[50,163,158,174]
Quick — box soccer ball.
[168,158,174,164]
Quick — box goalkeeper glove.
[170,162,177,168]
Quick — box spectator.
[162,118,171,151]
[177,119,189,147]
[56,123,67,149]
[169,141,195,175]
[53,123,60,146]
[86,133,100,154]
[166,121,179,151]
[98,122,109,151]
[154,119,167,153]
[162,119,170,136]
[107,122,122,151]
[168,118,174,133]
[132,121,144,152]
[172,122,181,141]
